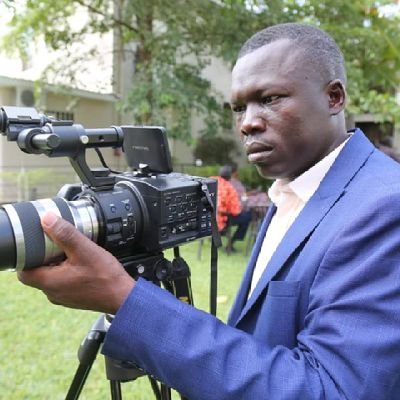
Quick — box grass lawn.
[0,238,250,399]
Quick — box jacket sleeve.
[102,193,400,400]
[102,279,334,399]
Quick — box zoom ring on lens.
[2,204,26,271]
[3,197,99,270]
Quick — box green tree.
[253,0,400,125]
[203,0,400,127]
[193,135,239,165]
[2,0,400,141]
[0,0,255,143]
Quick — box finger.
[41,211,102,259]
[17,264,62,290]
[41,211,121,270]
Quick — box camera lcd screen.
[122,126,173,174]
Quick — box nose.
[240,104,267,136]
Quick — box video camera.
[0,106,218,276]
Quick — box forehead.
[231,39,316,97]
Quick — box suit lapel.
[230,129,375,327]
[238,190,342,321]
[227,204,276,325]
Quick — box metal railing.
[0,164,201,204]
[0,166,80,204]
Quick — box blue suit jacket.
[103,129,400,399]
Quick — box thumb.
[41,211,94,256]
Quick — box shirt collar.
[269,136,350,204]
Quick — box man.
[18,23,400,399]
[228,163,253,250]
[211,165,252,252]
[230,163,247,203]
[211,165,242,233]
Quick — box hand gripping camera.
[0,106,222,399]
[0,106,218,276]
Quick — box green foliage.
[0,167,75,187]
[2,0,237,143]
[180,164,220,178]
[211,0,400,126]
[206,0,289,64]
[193,135,239,165]
[121,61,224,143]
[180,163,271,191]
[238,164,273,191]
[2,0,399,140]
[268,0,400,125]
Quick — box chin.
[255,165,278,180]
[256,165,292,181]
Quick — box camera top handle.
[0,106,124,188]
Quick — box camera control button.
[107,222,121,234]
[160,226,168,238]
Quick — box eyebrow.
[231,83,291,103]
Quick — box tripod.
[64,180,221,399]
[65,248,198,400]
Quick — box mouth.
[246,142,274,163]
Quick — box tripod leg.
[160,384,172,400]
[110,380,122,400]
[148,377,162,400]
[65,316,107,400]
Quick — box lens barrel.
[0,183,144,271]
[0,197,98,271]
[0,209,16,269]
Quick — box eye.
[230,103,246,114]
[262,95,280,104]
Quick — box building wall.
[0,86,15,105]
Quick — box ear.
[326,79,346,115]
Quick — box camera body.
[0,106,217,272]
[76,172,216,258]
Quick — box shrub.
[193,136,239,165]
[237,165,273,191]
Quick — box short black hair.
[238,23,346,84]
[219,165,232,179]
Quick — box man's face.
[231,39,344,180]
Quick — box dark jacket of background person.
[377,137,400,162]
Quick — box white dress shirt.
[249,138,349,296]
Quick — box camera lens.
[0,184,145,271]
[0,209,16,269]
[0,197,98,271]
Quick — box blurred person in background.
[210,165,241,235]
[227,163,253,252]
